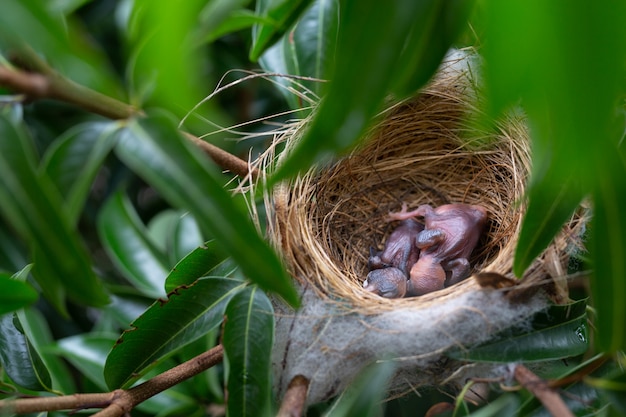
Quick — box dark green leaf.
[325,360,396,417]
[250,0,314,61]
[0,114,109,314]
[447,300,589,363]
[0,267,38,316]
[98,189,169,298]
[0,313,52,391]
[270,0,442,183]
[114,112,299,307]
[165,241,233,292]
[42,121,119,224]
[194,0,255,44]
[104,277,245,389]
[223,286,274,417]
[200,10,267,44]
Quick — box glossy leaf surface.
[0,313,52,391]
[250,0,314,61]
[98,190,169,298]
[223,286,274,417]
[165,240,233,292]
[104,277,245,389]
[447,300,589,363]
[113,112,299,307]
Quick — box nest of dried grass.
[261,65,583,316]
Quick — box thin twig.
[0,60,255,179]
[514,364,574,417]
[277,375,310,417]
[0,345,224,416]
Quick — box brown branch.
[514,364,574,417]
[277,375,310,417]
[0,61,255,179]
[0,344,224,416]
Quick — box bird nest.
[250,55,586,403]
[262,68,582,315]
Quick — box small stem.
[277,375,310,417]
[514,365,573,417]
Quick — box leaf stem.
[277,375,309,417]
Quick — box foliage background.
[0,0,625,416]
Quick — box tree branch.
[0,344,224,416]
[277,375,310,417]
[0,60,256,179]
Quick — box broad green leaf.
[447,300,589,363]
[391,0,475,97]
[325,360,396,417]
[165,241,233,292]
[104,277,245,389]
[259,0,338,110]
[589,160,626,352]
[42,121,119,224]
[0,313,52,391]
[270,0,442,183]
[467,394,519,417]
[0,114,109,314]
[223,286,274,417]
[250,0,314,61]
[199,10,266,44]
[98,189,169,299]
[16,308,75,394]
[114,112,299,307]
[513,175,584,277]
[0,269,38,316]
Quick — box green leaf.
[42,121,119,224]
[172,213,204,262]
[0,268,38,316]
[98,189,169,299]
[325,360,396,417]
[194,0,255,44]
[165,241,233,293]
[589,158,626,352]
[16,308,75,394]
[250,0,314,61]
[114,112,299,307]
[270,0,445,183]
[104,277,245,389]
[259,0,339,110]
[0,114,109,314]
[223,286,274,417]
[513,175,584,277]
[0,313,52,391]
[447,300,589,363]
[199,10,266,44]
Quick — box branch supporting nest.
[0,56,255,180]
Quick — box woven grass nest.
[252,54,586,404]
